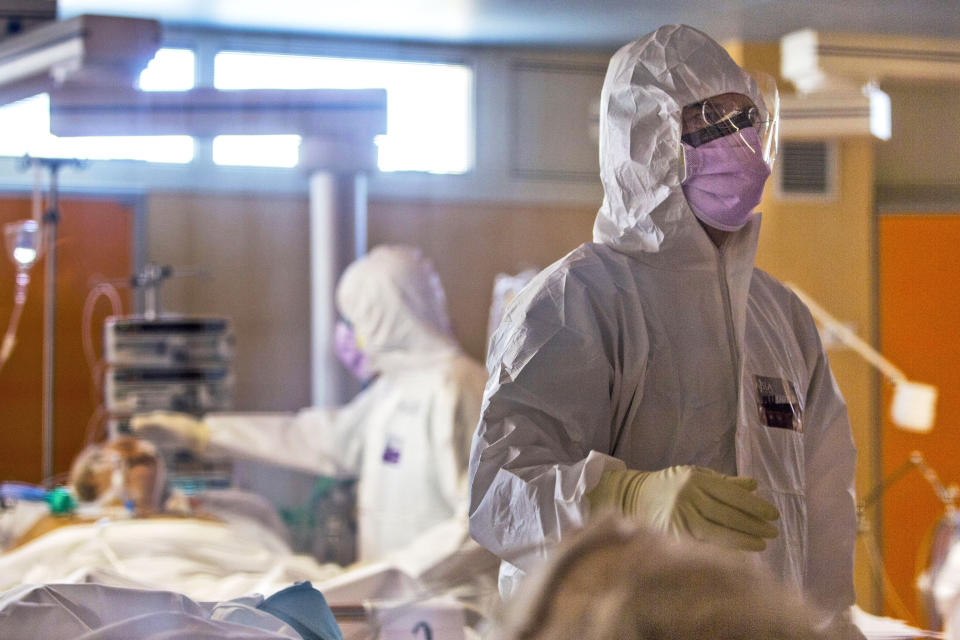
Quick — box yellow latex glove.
[129,411,210,453]
[587,465,780,551]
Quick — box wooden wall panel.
[0,197,133,484]
[146,192,312,413]
[142,193,595,413]
[368,198,597,362]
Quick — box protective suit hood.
[594,24,767,258]
[336,245,458,373]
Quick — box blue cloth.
[257,582,343,640]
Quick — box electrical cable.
[80,281,123,445]
[858,451,959,626]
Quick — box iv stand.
[19,156,84,484]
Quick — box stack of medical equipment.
[105,263,235,491]
[103,316,234,416]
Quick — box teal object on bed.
[257,581,343,640]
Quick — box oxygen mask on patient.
[70,436,168,517]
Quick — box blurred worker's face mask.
[334,320,374,383]
[680,92,772,232]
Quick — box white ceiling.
[58,0,960,50]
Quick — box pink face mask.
[333,320,374,383]
[681,127,771,232]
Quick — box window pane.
[0,94,194,163]
[139,48,196,91]
[212,135,300,168]
[215,52,472,174]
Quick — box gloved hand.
[129,411,210,453]
[587,465,779,551]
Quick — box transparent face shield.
[680,70,780,171]
[748,70,780,170]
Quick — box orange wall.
[0,197,133,484]
[879,215,960,623]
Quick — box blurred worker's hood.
[336,245,459,373]
[593,24,767,262]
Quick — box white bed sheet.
[0,583,303,639]
[0,516,343,601]
[0,494,493,639]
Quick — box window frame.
[0,27,610,207]
[0,30,477,175]
[210,47,476,174]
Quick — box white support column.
[308,170,368,406]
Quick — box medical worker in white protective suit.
[134,245,489,564]
[468,24,862,636]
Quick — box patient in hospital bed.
[0,436,494,638]
[1,435,341,600]
[13,435,199,546]
[11,435,283,547]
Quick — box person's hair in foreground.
[494,516,838,640]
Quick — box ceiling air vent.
[776,140,837,200]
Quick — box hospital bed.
[0,488,495,638]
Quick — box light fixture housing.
[890,380,938,434]
[0,13,160,107]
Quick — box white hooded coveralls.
[204,246,488,563]
[468,24,859,627]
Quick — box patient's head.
[70,436,167,516]
[497,517,833,640]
